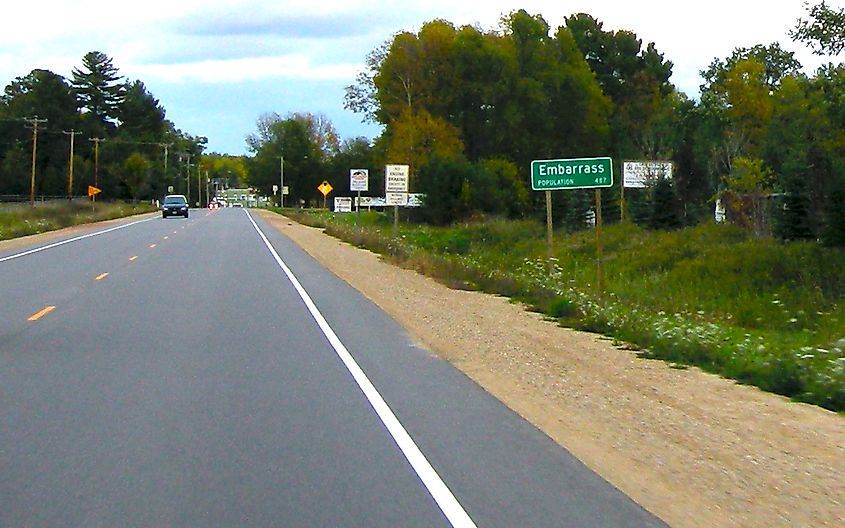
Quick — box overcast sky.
[1,0,836,155]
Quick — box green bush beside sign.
[531,157,613,190]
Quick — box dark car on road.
[162,194,189,218]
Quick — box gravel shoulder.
[258,210,844,528]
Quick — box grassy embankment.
[277,208,845,413]
[0,201,157,241]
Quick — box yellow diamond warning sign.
[318,181,333,196]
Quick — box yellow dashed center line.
[28,306,55,321]
[129,256,138,261]
[95,272,109,281]
[149,244,157,249]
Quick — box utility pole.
[63,130,82,200]
[89,137,104,198]
[24,116,47,206]
[184,153,192,204]
[197,162,202,207]
[186,163,192,205]
[159,143,172,193]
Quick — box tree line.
[328,6,845,242]
[0,51,217,202]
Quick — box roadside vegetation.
[280,208,845,413]
[0,200,156,241]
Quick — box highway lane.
[0,207,667,527]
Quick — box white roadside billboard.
[623,161,673,188]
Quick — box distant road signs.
[356,194,424,208]
[623,160,673,188]
[385,165,409,193]
[350,169,369,192]
[531,157,613,190]
[334,197,353,212]
[318,181,333,197]
[386,192,408,206]
[87,185,102,197]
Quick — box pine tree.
[117,80,167,139]
[776,170,816,240]
[649,177,681,229]
[72,51,126,127]
[822,186,845,246]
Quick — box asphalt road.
[0,208,668,527]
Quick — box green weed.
[275,209,845,412]
[0,201,157,240]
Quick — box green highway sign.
[531,157,613,190]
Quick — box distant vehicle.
[231,203,243,208]
[161,194,189,218]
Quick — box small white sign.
[407,193,425,207]
[350,169,369,192]
[623,161,673,188]
[385,164,409,193]
[354,195,424,207]
[334,197,353,212]
[715,198,726,223]
[356,196,386,207]
[386,192,408,206]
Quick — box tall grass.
[281,209,845,412]
[0,201,157,241]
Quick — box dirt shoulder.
[257,210,844,528]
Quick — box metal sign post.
[350,169,369,225]
[318,181,333,209]
[385,165,409,238]
[280,156,285,208]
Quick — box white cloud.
[131,55,361,84]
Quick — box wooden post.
[620,182,625,222]
[356,191,361,225]
[595,189,604,293]
[545,190,553,272]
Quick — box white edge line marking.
[245,210,477,528]
[0,217,154,263]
